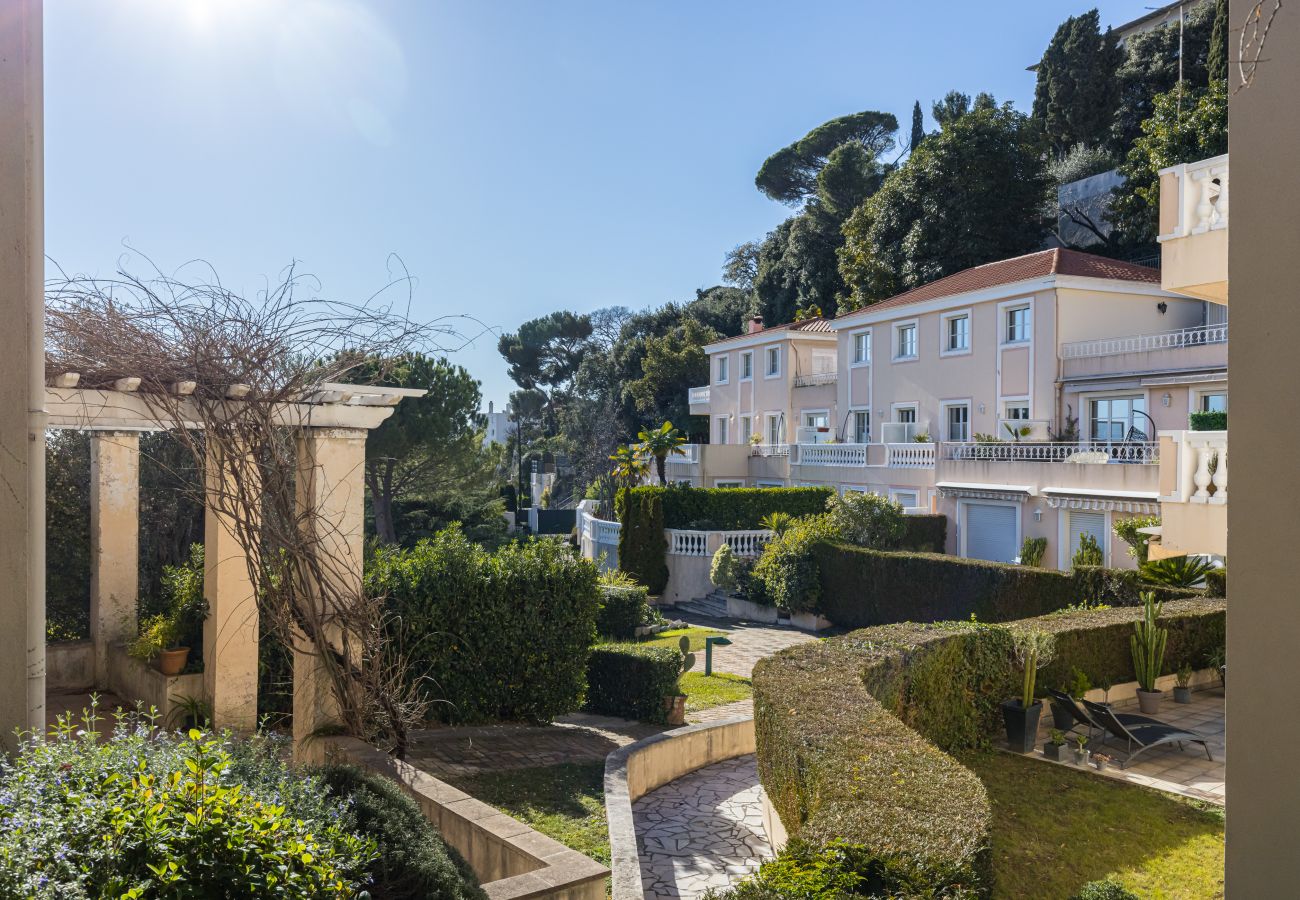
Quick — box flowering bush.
[0,705,375,899]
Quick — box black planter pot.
[1043,742,1064,762]
[1050,699,1074,731]
[1001,699,1043,753]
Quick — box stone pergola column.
[203,443,261,731]
[89,432,139,687]
[292,427,367,763]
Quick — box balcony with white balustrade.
[1154,430,1227,559]
[1060,321,1228,380]
[688,384,710,414]
[1158,154,1228,303]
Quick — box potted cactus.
[1131,591,1168,714]
[1072,734,1090,766]
[1001,629,1056,753]
[1043,729,1066,762]
[1174,664,1194,703]
[663,636,695,726]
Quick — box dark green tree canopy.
[839,104,1050,305]
[625,318,719,438]
[1032,9,1123,154]
[909,100,925,153]
[1207,0,1229,85]
[754,110,899,205]
[497,310,593,394]
[931,90,996,129]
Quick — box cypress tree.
[909,100,925,152]
[1033,9,1124,154]
[1208,0,1229,84]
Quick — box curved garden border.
[752,598,1227,897]
[604,717,756,900]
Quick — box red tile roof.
[847,249,1161,316]
[706,316,835,346]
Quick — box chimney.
[748,315,765,334]
[488,400,494,414]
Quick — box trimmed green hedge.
[616,489,668,593]
[901,514,947,552]
[366,525,599,725]
[1204,567,1226,598]
[319,765,486,900]
[597,584,649,640]
[584,644,681,723]
[813,544,1200,630]
[753,598,1227,897]
[1189,410,1227,431]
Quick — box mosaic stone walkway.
[633,754,771,898]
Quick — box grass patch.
[961,751,1224,899]
[445,763,609,867]
[680,671,751,713]
[637,626,726,652]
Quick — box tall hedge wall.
[616,489,668,593]
[627,484,835,530]
[366,525,599,725]
[753,598,1226,896]
[813,543,1200,630]
[900,514,946,552]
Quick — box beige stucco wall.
[1161,229,1228,303]
[1157,502,1226,558]
[90,432,140,688]
[1055,287,1203,345]
[702,333,837,444]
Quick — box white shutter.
[964,503,1018,562]
[1068,511,1106,561]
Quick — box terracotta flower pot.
[663,694,687,726]
[158,647,190,677]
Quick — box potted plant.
[1092,752,1113,773]
[1072,734,1089,766]
[1174,664,1194,703]
[1051,666,1091,730]
[128,614,187,675]
[1043,729,1066,762]
[663,636,696,726]
[1002,629,1056,753]
[1130,591,1168,714]
[126,544,208,677]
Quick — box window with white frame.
[1005,402,1030,420]
[765,346,781,377]
[852,409,870,444]
[1088,395,1147,442]
[804,410,830,429]
[766,413,782,445]
[895,322,917,359]
[740,351,753,380]
[1005,305,1031,343]
[851,331,870,365]
[895,405,917,424]
[945,403,970,442]
[1198,391,1227,413]
[715,416,729,445]
[944,313,970,353]
[892,490,919,508]
[739,415,752,444]
[716,355,729,384]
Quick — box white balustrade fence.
[667,529,710,557]
[668,444,701,464]
[594,519,622,544]
[945,441,1159,464]
[795,443,868,467]
[886,442,936,468]
[688,385,710,404]
[1061,323,1228,360]
[793,372,837,388]
[1158,154,1229,241]
[666,528,774,558]
[1165,430,1228,505]
[751,443,791,458]
[719,530,773,558]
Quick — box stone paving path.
[633,754,771,899]
[676,614,820,678]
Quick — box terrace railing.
[795,443,868,467]
[666,528,773,558]
[688,385,710,405]
[944,441,1159,464]
[1158,154,1229,241]
[793,372,837,388]
[667,444,701,464]
[1060,323,1228,360]
[886,442,936,468]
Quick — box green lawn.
[445,762,610,867]
[961,751,1224,899]
[680,671,751,713]
[637,626,726,652]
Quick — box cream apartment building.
[677,247,1228,570]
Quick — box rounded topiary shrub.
[318,765,485,900]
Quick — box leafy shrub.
[901,513,947,552]
[758,511,794,535]
[1141,554,1216,588]
[710,543,740,592]
[597,583,650,640]
[825,491,905,549]
[616,488,668,592]
[1048,142,1119,185]
[0,718,373,899]
[1189,410,1227,431]
[128,543,207,662]
[1071,879,1140,900]
[1073,565,1195,606]
[367,525,599,724]
[1020,536,1047,567]
[623,485,835,531]
[584,644,681,723]
[1203,567,1226,598]
[1112,514,1160,563]
[318,765,485,900]
[1071,532,1104,568]
[748,516,841,611]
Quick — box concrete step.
[674,595,729,620]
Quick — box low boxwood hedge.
[597,583,650,640]
[901,514,947,552]
[584,644,682,723]
[752,598,1226,896]
[813,543,1200,630]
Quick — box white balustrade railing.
[594,518,622,544]
[887,442,936,468]
[668,444,701,464]
[1164,430,1227,505]
[795,443,868,467]
[667,529,710,557]
[1060,323,1228,360]
[688,385,710,404]
[751,443,791,458]
[793,372,838,388]
[945,441,1158,464]
[719,530,772,558]
[1158,153,1229,241]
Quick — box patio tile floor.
[1028,685,1226,805]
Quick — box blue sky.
[45,0,1152,407]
